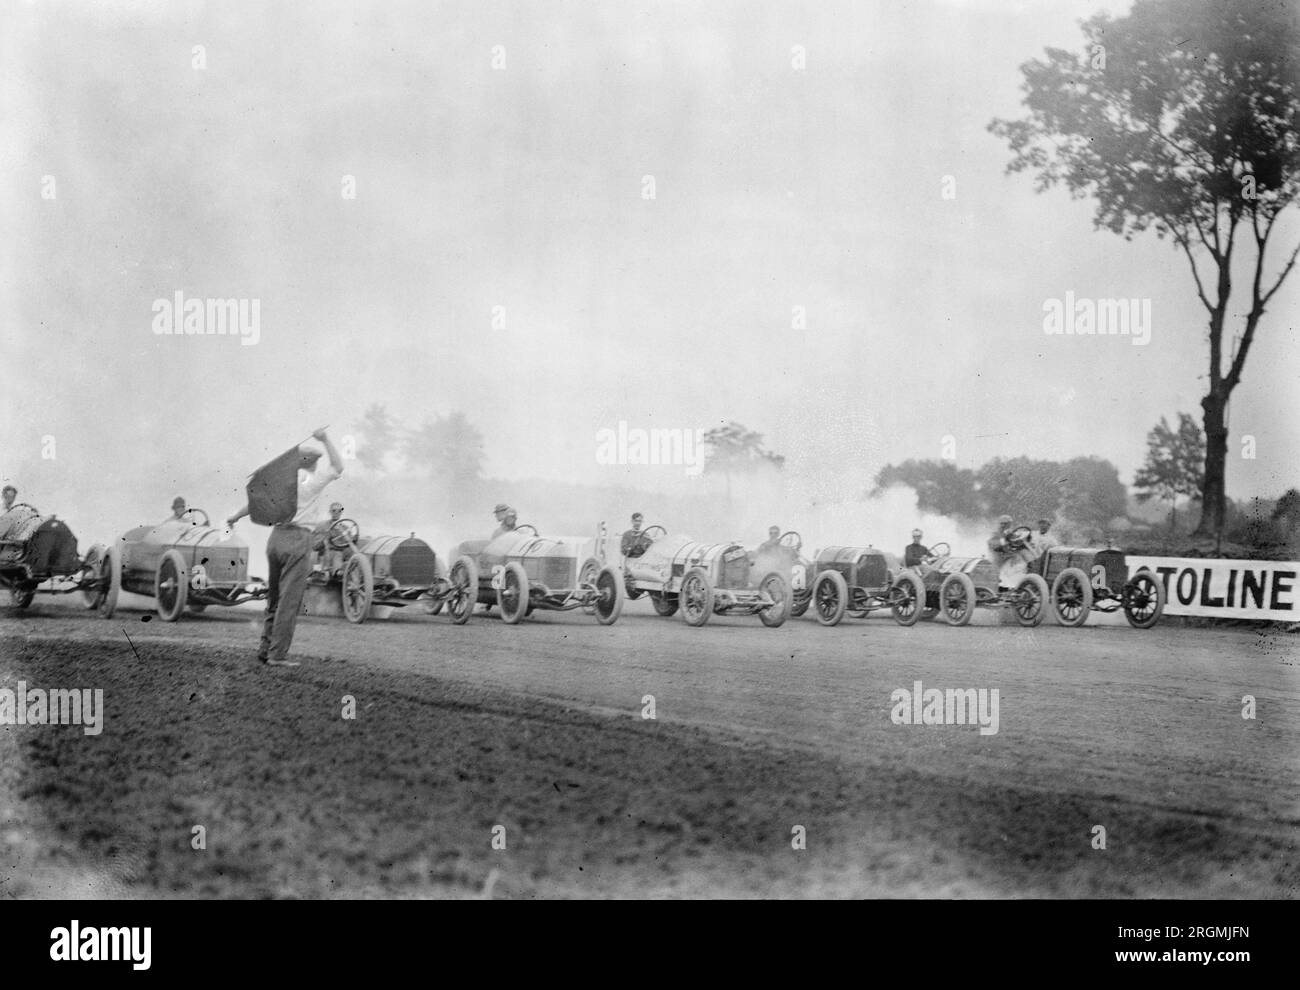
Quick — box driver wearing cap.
[492,504,518,539]
[165,496,188,524]
[903,529,930,568]
[313,502,349,570]
[758,526,783,554]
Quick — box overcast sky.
[3,0,1297,532]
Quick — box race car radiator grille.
[536,556,574,589]
[721,555,750,590]
[855,555,888,589]
[390,542,438,587]
[203,553,245,583]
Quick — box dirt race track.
[1,595,1297,899]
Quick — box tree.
[1272,488,1300,533]
[1132,413,1206,531]
[353,403,401,472]
[701,421,784,502]
[976,457,1067,521]
[403,411,485,498]
[870,460,983,519]
[1059,456,1130,530]
[989,0,1300,537]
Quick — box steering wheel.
[924,541,951,562]
[1005,526,1034,551]
[181,508,210,527]
[8,503,39,516]
[779,531,802,552]
[641,525,667,540]
[514,524,538,536]
[328,518,360,549]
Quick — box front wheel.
[592,565,624,625]
[448,555,478,625]
[1052,567,1092,627]
[578,557,602,614]
[940,572,975,627]
[155,549,189,622]
[758,572,790,628]
[1013,573,1049,627]
[97,544,121,618]
[813,570,849,627]
[679,567,714,627]
[342,553,374,624]
[497,562,530,624]
[1123,570,1165,629]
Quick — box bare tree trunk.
[1194,390,1228,538]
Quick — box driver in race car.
[165,496,188,524]
[757,526,783,554]
[492,504,517,539]
[621,513,651,558]
[988,514,1034,584]
[0,485,19,544]
[903,529,930,568]
[313,502,348,572]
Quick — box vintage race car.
[87,508,267,621]
[0,503,106,610]
[748,531,815,617]
[905,551,1050,627]
[620,524,790,627]
[804,544,930,626]
[451,523,623,624]
[1026,543,1165,628]
[310,517,472,624]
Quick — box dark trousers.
[259,525,312,662]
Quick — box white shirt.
[289,462,341,528]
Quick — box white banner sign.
[1128,556,1298,620]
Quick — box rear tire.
[650,592,679,617]
[890,572,925,627]
[1052,567,1092,627]
[813,570,849,627]
[1013,573,1049,627]
[940,572,975,627]
[679,567,713,627]
[155,549,189,622]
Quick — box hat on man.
[494,503,510,514]
[997,514,1013,525]
[911,528,923,538]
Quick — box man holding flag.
[227,428,343,667]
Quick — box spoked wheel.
[578,557,602,614]
[649,591,679,617]
[890,572,925,627]
[342,554,374,624]
[679,567,714,627]
[497,562,530,624]
[758,572,791,628]
[939,572,975,627]
[1013,573,1049,627]
[80,547,104,609]
[1122,571,1165,630]
[1051,567,1092,627]
[9,586,35,609]
[813,570,848,627]
[592,565,624,625]
[448,555,478,625]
